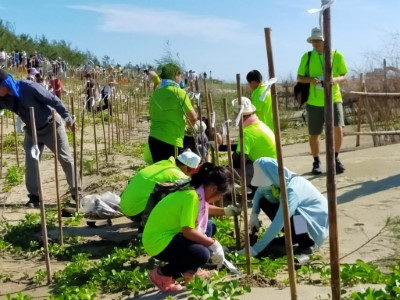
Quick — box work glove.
[249,213,261,232]
[224,205,241,217]
[208,240,225,268]
[236,246,258,257]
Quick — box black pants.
[259,197,314,248]
[154,220,215,279]
[148,136,182,163]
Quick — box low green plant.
[32,269,47,285]
[340,259,386,287]
[186,271,251,300]
[0,272,13,283]
[6,292,32,300]
[63,213,84,226]
[211,217,237,247]
[3,165,25,192]
[82,158,96,175]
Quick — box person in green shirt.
[232,97,277,192]
[297,27,347,175]
[246,70,274,131]
[143,163,238,292]
[120,150,201,221]
[148,63,197,163]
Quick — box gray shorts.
[307,102,344,135]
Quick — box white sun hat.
[232,97,256,115]
[307,27,324,43]
[251,162,273,187]
[177,149,201,169]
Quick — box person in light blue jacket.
[239,157,329,257]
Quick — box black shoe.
[312,162,322,175]
[336,159,345,174]
[26,195,40,208]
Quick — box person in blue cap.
[0,69,80,207]
[238,157,329,257]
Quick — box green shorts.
[307,102,344,135]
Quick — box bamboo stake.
[355,74,363,147]
[79,103,86,183]
[208,91,219,166]
[265,27,297,299]
[223,98,241,249]
[71,98,80,211]
[29,107,52,284]
[345,130,400,136]
[236,74,251,275]
[91,102,100,175]
[12,114,20,167]
[52,110,63,246]
[100,99,108,163]
[0,114,3,179]
[321,9,340,298]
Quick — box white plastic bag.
[80,192,123,220]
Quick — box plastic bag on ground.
[80,192,123,220]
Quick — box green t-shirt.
[251,84,274,131]
[149,85,194,147]
[297,50,347,107]
[142,189,199,256]
[120,157,188,217]
[236,120,277,161]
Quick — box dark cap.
[0,69,8,84]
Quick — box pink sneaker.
[183,268,214,283]
[149,268,183,292]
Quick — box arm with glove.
[182,226,225,268]
[208,204,241,217]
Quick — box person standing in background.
[246,70,274,131]
[297,27,347,175]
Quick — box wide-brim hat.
[307,27,324,43]
[232,97,256,115]
[177,149,201,169]
[251,161,273,187]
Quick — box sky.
[0,0,400,82]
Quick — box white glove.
[224,205,241,217]
[249,213,261,232]
[208,240,225,268]
[236,246,258,257]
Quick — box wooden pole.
[355,74,363,147]
[345,130,400,136]
[0,114,3,179]
[208,91,220,166]
[321,9,341,299]
[52,110,63,246]
[29,107,52,284]
[91,103,100,175]
[11,114,20,167]
[70,98,80,211]
[223,98,241,249]
[265,27,297,299]
[79,104,85,184]
[236,74,251,275]
[203,78,212,138]
[100,100,108,163]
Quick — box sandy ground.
[1,128,399,299]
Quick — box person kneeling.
[142,163,233,292]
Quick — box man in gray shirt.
[0,69,80,207]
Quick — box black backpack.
[294,51,312,108]
[138,181,191,234]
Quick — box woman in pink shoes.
[142,163,234,292]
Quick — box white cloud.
[68,4,251,42]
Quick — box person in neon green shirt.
[149,63,197,163]
[143,163,237,292]
[120,150,201,221]
[231,97,276,190]
[297,27,347,175]
[246,70,274,131]
[144,68,161,91]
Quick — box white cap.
[251,162,273,187]
[177,149,201,169]
[232,97,256,115]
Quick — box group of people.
[0,25,347,293]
